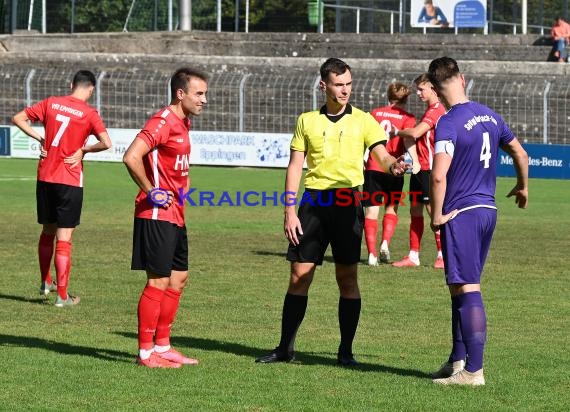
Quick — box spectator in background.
[551,17,570,62]
[364,83,416,265]
[418,0,449,27]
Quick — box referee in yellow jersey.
[256,58,409,366]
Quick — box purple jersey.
[435,102,515,213]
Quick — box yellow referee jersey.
[290,104,387,190]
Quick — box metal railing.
[1,67,567,145]
[491,20,550,35]
[323,3,400,34]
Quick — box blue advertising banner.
[497,144,570,179]
[410,0,487,29]
[0,127,10,156]
[454,1,486,27]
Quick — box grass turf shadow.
[116,331,430,378]
[0,333,133,363]
[0,293,53,305]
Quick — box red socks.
[138,285,165,350]
[410,216,424,252]
[138,286,183,350]
[364,218,379,256]
[155,288,182,347]
[434,231,442,253]
[381,214,398,245]
[38,232,55,284]
[55,240,72,300]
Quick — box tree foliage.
[47,0,132,33]
[14,0,314,33]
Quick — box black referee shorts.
[36,180,83,228]
[286,188,364,265]
[131,217,189,277]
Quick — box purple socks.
[448,294,467,363]
[455,291,487,372]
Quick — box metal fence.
[0,67,567,145]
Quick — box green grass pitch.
[0,158,568,411]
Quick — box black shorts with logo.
[286,188,364,265]
[36,180,83,228]
[131,217,189,277]
[409,170,431,204]
[362,170,405,207]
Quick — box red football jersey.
[417,102,446,171]
[134,107,192,227]
[367,105,416,172]
[25,96,107,187]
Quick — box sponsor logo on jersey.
[51,103,84,118]
[174,153,191,170]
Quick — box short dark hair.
[170,67,208,98]
[320,58,351,81]
[427,57,460,89]
[413,73,432,86]
[72,70,96,89]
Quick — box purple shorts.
[441,207,497,285]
